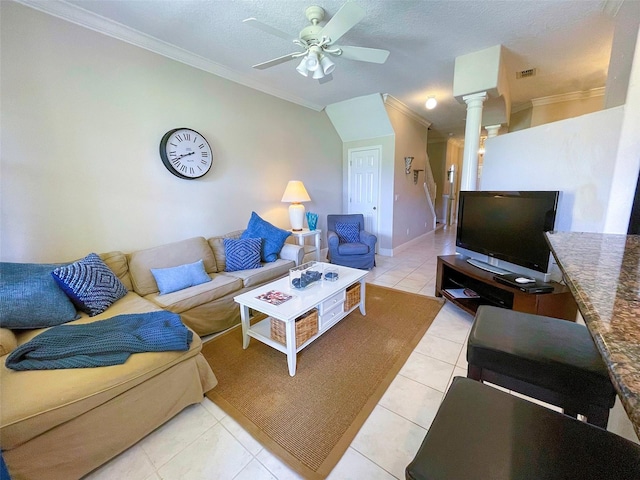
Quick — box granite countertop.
[545,231,640,437]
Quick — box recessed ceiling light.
[425,96,437,110]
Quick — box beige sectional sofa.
[127,231,302,336]
[0,230,303,479]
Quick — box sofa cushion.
[0,292,205,450]
[224,238,262,272]
[223,258,294,289]
[0,262,79,329]
[335,222,360,244]
[151,259,211,295]
[145,273,242,314]
[99,251,132,291]
[0,328,18,356]
[208,230,244,272]
[241,212,291,262]
[52,253,128,317]
[128,237,217,296]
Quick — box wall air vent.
[516,68,537,79]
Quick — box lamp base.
[289,203,306,231]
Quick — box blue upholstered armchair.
[327,214,377,270]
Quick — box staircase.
[423,156,438,230]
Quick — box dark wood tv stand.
[436,255,578,321]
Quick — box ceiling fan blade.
[319,2,366,44]
[252,53,301,70]
[243,18,295,42]
[336,45,390,64]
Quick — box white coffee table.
[234,263,368,376]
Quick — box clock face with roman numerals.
[159,128,213,179]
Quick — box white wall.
[0,2,343,262]
[481,106,624,233]
[385,104,432,248]
[604,26,640,233]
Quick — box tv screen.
[456,191,559,273]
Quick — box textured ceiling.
[26,0,617,138]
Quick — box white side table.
[288,229,321,262]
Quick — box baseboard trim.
[378,230,436,257]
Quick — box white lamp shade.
[320,55,335,74]
[296,57,309,77]
[305,52,320,72]
[282,181,311,231]
[281,180,311,203]
[312,67,325,80]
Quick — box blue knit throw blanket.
[5,311,193,371]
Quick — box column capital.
[462,91,488,105]
[485,124,502,137]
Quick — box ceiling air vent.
[516,68,537,79]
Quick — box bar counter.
[546,231,640,438]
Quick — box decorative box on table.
[324,266,339,281]
[289,261,323,290]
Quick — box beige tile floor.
[84,226,637,479]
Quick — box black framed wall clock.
[159,128,213,179]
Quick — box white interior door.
[348,147,380,243]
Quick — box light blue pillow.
[52,253,128,316]
[240,211,291,262]
[335,222,361,244]
[224,237,263,272]
[150,259,211,295]
[0,262,79,329]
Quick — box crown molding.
[14,0,324,112]
[530,87,606,107]
[382,94,432,128]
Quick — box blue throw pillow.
[224,238,263,272]
[241,211,291,262]
[335,222,361,244]
[52,253,128,316]
[151,259,211,295]
[0,262,79,329]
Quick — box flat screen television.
[455,190,559,281]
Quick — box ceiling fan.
[243,2,390,81]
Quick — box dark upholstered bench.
[466,305,616,428]
[406,377,640,480]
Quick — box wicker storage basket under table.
[345,282,361,311]
[270,309,319,347]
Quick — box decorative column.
[460,92,487,191]
[485,124,501,138]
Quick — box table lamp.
[281,180,311,231]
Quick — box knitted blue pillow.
[52,253,128,316]
[240,212,291,262]
[335,222,361,244]
[0,262,79,329]
[224,238,263,272]
[151,259,211,295]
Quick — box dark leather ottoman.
[406,377,640,480]
[467,305,616,427]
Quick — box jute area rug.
[202,284,444,479]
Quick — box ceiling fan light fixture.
[305,51,320,71]
[320,55,335,75]
[425,96,437,110]
[296,57,309,77]
[312,66,325,80]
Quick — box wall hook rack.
[413,169,424,185]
